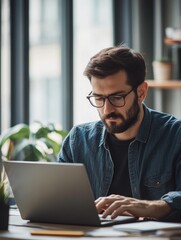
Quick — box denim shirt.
[58,105,181,221]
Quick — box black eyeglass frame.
[86,88,135,108]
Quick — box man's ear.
[137,82,148,102]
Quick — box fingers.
[95,195,172,220]
[95,195,149,219]
[95,196,113,214]
[102,201,131,218]
[95,195,129,217]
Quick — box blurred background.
[1,0,181,133]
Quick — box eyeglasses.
[86,88,135,108]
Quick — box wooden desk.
[0,210,170,240]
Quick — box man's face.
[91,70,141,134]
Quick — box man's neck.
[114,105,144,141]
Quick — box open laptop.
[3,160,136,226]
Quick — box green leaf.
[39,137,60,155]
[0,121,67,162]
[0,184,5,203]
[0,124,30,148]
[0,184,8,204]
[55,130,68,138]
[9,139,46,161]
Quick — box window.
[1,0,10,131]
[1,0,113,132]
[73,0,113,124]
[29,0,62,126]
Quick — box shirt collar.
[135,104,151,143]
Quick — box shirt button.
[156,181,160,185]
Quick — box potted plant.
[0,122,68,206]
[0,180,9,230]
[0,121,68,162]
[152,58,172,81]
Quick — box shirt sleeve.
[161,192,181,222]
[161,191,181,209]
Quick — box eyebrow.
[92,91,127,96]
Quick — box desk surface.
[0,210,172,240]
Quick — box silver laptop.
[3,160,136,226]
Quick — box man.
[58,45,181,222]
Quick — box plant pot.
[152,61,172,81]
[0,203,9,230]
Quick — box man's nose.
[103,99,115,115]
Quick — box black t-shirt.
[107,133,133,197]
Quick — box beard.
[100,95,140,134]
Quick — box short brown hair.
[84,44,146,88]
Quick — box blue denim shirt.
[58,105,181,221]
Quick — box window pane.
[73,0,113,125]
[29,0,62,126]
[1,0,10,131]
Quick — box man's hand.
[95,194,172,219]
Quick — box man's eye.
[95,97,103,101]
[111,96,123,100]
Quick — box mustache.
[103,112,124,120]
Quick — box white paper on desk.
[113,221,181,233]
[10,208,21,216]
[87,228,128,237]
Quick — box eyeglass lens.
[89,95,125,107]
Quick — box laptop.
[3,160,136,226]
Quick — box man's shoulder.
[146,107,181,133]
[150,108,181,125]
[139,106,181,149]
